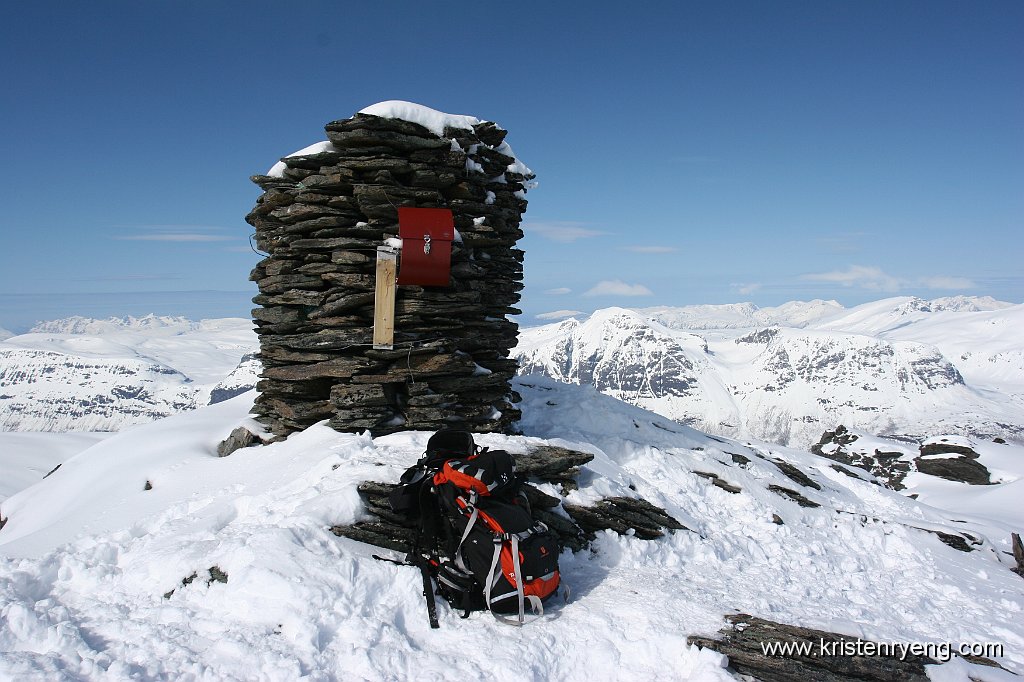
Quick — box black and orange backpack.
[387,429,562,626]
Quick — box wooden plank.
[373,246,398,350]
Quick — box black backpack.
[387,429,477,519]
[387,429,562,626]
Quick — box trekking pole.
[416,557,440,629]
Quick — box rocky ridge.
[246,104,533,439]
[812,427,997,489]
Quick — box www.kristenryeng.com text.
[760,637,1004,663]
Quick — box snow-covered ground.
[1,379,1021,680]
[0,432,112,503]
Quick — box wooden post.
[373,246,398,350]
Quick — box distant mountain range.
[0,315,257,431]
[516,296,1023,447]
[2,298,1021,447]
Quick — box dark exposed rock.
[513,445,594,486]
[735,327,780,345]
[331,521,413,552]
[563,497,689,540]
[208,566,229,584]
[248,106,533,440]
[472,121,508,147]
[830,464,863,479]
[818,432,997,489]
[910,527,978,553]
[728,452,751,466]
[771,459,822,490]
[914,440,992,485]
[693,471,742,494]
[688,614,934,681]
[768,485,821,508]
[163,566,230,599]
[913,455,991,485]
[812,425,912,490]
[812,424,858,450]
[919,440,981,458]
[217,426,261,457]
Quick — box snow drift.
[1,378,1021,680]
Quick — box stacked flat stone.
[245,108,533,439]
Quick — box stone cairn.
[246,106,531,439]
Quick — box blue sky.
[1,1,1021,332]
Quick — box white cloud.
[622,245,678,254]
[114,225,236,242]
[734,282,762,295]
[802,265,976,293]
[584,280,653,297]
[117,233,235,242]
[536,310,584,320]
[526,222,605,243]
[919,276,976,290]
[74,274,184,282]
[544,287,572,295]
[801,265,903,292]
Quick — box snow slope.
[1,381,1021,680]
[818,428,1024,533]
[0,432,112,503]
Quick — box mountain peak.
[29,315,199,335]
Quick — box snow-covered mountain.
[812,297,1024,399]
[516,297,1023,447]
[0,316,257,431]
[639,299,846,330]
[4,298,1019,445]
[0,326,12,342]
[209,352,262,404]
[0,380,1020,679]
[28,314,202,335]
